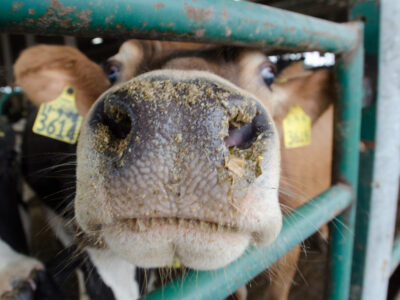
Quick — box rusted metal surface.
[0,0,357,53]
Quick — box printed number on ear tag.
[282,106,311,149]
[32,86,83,144]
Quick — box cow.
[0,40,334,299]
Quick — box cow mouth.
[113,217,240,233]
[100,216,251,269]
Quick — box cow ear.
[14,45,110,116]
[272,66,336,124]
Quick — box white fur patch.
[86,248,139,300]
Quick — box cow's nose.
[86,70,276,178]
[88,94,135,156]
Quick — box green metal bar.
[142,185,352,300]
[328,23,364,300]
[390,235,400,274]
[349,1,380,299]
[0,0,357,53]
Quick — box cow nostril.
[91,95,134,154]
[103,100,132,140]
[224,114,270,150]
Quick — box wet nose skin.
[89,78,228,172]
[89,74,272,170]
[80,70,276,226]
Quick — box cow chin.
[102,224,251,270]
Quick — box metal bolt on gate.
[0,0,399,299]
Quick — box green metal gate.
[0,1,399,299]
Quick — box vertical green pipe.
[349,2,380,299]
[328,23,364,300]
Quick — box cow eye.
[105,61,121,84]
[259,63,276,88]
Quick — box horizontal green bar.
[0,0,357,53]
[141,184,352,300]
[390,234,400,274]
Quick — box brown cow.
[5,41,333,299]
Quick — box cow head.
[14,41,333,270]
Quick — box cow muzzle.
[75,70,282,269]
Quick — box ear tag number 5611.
[282,106,311,149]
[32,86,83,144]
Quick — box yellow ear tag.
[282,106,311,149]
[32,86,83,144]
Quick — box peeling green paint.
[0,0,357,53]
